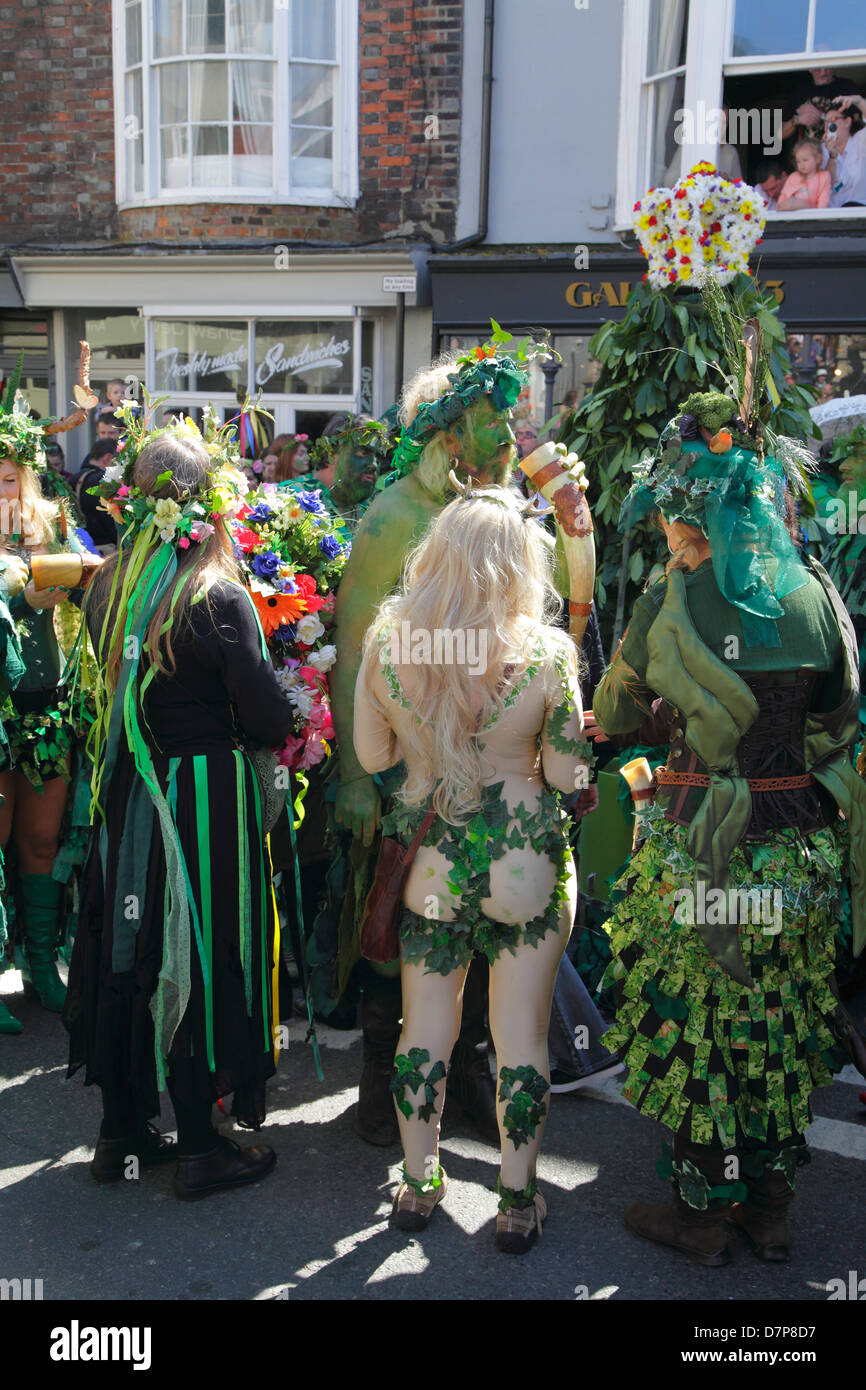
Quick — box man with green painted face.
[325,352,524,1146]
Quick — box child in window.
[778,138,831,211]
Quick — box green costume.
[594,386,866,1263]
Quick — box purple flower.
[297,490,326,514]
[247,502,273,524]
[318,534,343,560]
[252,549,281,581]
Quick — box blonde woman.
[0,448,98,1025]
[354,484,589,1253]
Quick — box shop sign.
[255,333,352,388]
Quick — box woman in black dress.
[64,428,294,1201]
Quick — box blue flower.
[252,549,282,580]
[318,535,343,560]
[247,502,273,524]
[297,490,326,514]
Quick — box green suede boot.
[19,873,66,1012]
[0,995,23,1034]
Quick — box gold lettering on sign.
[566,281,634,308]
[762,279,785,305]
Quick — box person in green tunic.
[590,390,866,1267]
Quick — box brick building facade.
[0,2,465,463]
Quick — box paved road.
[1,970,865,1304]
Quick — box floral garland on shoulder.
[231,481,350,771]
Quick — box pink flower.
[252,460,263,474]
[116,485,130,498]
[190,520,215,543]
[276,735,305,767]
[297,734,327,770]
[178,537,190,549]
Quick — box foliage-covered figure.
[592,384,865,1266]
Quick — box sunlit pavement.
[2,970,865,1303]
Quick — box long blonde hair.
[364,486,569,824]
[3,459,61,545]
[91,435,241,691]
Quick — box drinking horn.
[519,442,595,643]
[44,341,99,435]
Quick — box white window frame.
[143,314,363,403]
[112,0,359,209]
[616,0,866,229]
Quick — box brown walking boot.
[625,1189,732,1267]
[728,1168,795,1261]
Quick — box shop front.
[430,239,866,436]
[8,251,423,469]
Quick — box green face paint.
[450,399,517,487]
[332,441,380,509]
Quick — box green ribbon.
[192,756,215,1073]
[286,769,323,1081]
[233,749,253,1016]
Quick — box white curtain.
[649,0,688,186]
[228,0,272,54]
[293,0,336,60]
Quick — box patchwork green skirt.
[600,813,845,1149]
[0,692,74,789]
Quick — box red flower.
[633,201,642,211]
[665,247,676,260]
[292,572,326,612]
[234,525,259,552]
[711,221,721,232]
[675,188,687,200]
[668,271,677,281]
[680,256,691,264]
[648,215,657,226]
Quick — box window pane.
[126,2,142,66]
[649,72,685,189]
[814,1,866,52]
[192,124,229,185]
[646,0,688,76]
[160,63,187,124]
[232,60,273,122]
[291,128,333,188]
[188,0,226,53]
[85,313,146,368]
[732,0,809,55]
[293,0,336,60]
[232,125,273,186]
[161,125,188,188]
[126,70,144,195]
[228,0,273,54]
[190,60,228,119]
[154,0,183,57]
[254,320,353,394]
[153,320,249,393]
[291,64,333,127]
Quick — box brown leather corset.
[660,670,837,840]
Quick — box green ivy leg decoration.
[498,1065,549,1150]
[741,1142,810,1192]
[656,1140,748,1211]
[390,1048,448,1122]
[495,1173,538,1213]
[401,1160,444,1195]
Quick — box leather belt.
[655,768,814,792]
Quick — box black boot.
[446,956,499,1146]
[356,967,402,1147]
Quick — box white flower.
[306,643,337,673]
[292,686,316,718]
[296,613,325,645]
[102,463,124,483]
[275,667,302,697]
[153,497,182,530]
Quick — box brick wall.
[0,0,463,249]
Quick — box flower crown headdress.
[89,392,272,549]
[307,414,392,471]
[0,342,98,470]
[387,321,558,480]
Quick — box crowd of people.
[0,314,864,1268]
